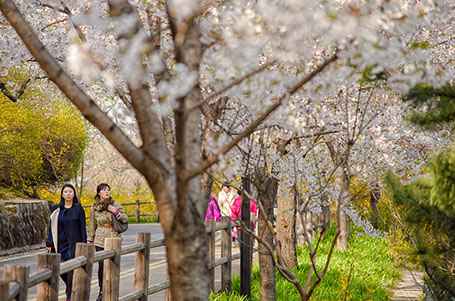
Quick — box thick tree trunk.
[165,202,209,300]
[256,178,278,301]
[276,184,298,269]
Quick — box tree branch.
[0,77,46,102]
[0,0,146,173]
[184,51,338,181]
[187,60,275,113]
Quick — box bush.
[0,70,87,195]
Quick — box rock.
[0,199,52,251]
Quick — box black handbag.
[111,212,128,233]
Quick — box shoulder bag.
[111,212,128,233]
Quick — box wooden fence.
[83,200,157,223]
[0,217,240,301]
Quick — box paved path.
[392,270,425,301]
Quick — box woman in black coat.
[46,184,87,301]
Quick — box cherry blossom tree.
[1,0,454,299]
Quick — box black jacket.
[46,203,87,259]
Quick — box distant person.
[231,193,258,247]
[217,182,239,217]
[46,184,87,301]
[205,192,221,222]
[88,183,127,301]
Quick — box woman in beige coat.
[88,183,128,301]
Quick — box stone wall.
[0,199,52,252]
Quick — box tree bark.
[325,141,350,251]
[369,186,380,229]
[334,162,350,251]
[320,195,330,238]
[303,205,319,242]
[276,184,298,268]
[256,177,277,301]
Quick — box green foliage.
[403,83,455,128]
[390,81,455,298]
[0,68,87,195]
[385,156,455,299]
[211,227,401,300]
[359,65,388,83]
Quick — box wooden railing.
[83,200,157,223]
[0,217,238,301]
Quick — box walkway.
[391,269,425,301]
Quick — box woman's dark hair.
[95,183,111,199]
[94,183,113,211]
[222,182,230,188]
[59,184,78,208]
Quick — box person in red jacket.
[231,194,257,247]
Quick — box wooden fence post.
[103,238,122,301]
[36,253,60,301]
[134,232,151,301]
[2,265,29,301]
[205,219,216,292]
[72,243,95,301]
[221,216,232,293]
[0,281,9,301]
[240,175,253,298]
[136,200,140,223]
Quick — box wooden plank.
[134,234,149,297]
[7,283,20,300]
[28,269,52,287]
[93,249,115,262]
[36,253,60,301]
[59,257,87,274]
[0,281,8,301]
[205,219,216,292]
[149,239,165,248]
[72,243,95,301]
[2,265,29,301]
[240,176,252,298]
[135,200,140,223]
[121,242,145,255]
[221,216,232,293]
[103,238,122,301]
[134,233,151,301]
[118,290,143,301]
[148,280,171,294]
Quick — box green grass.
[211,226,401,300]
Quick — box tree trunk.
[334,163,350,251]
[256,178,278,301]
[320,193,330,238]
[325,141,351,251]
[165,203,209,300]
[304,206,319,242]
[276,184,298,269]
[369,186,380,229]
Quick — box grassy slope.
[212,227,401,300]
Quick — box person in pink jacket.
[231,194,258,244]
[205,193,221,222]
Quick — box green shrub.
[0,69,87,195]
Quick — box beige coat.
[87,200,128,248]
[218,189,239,217]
